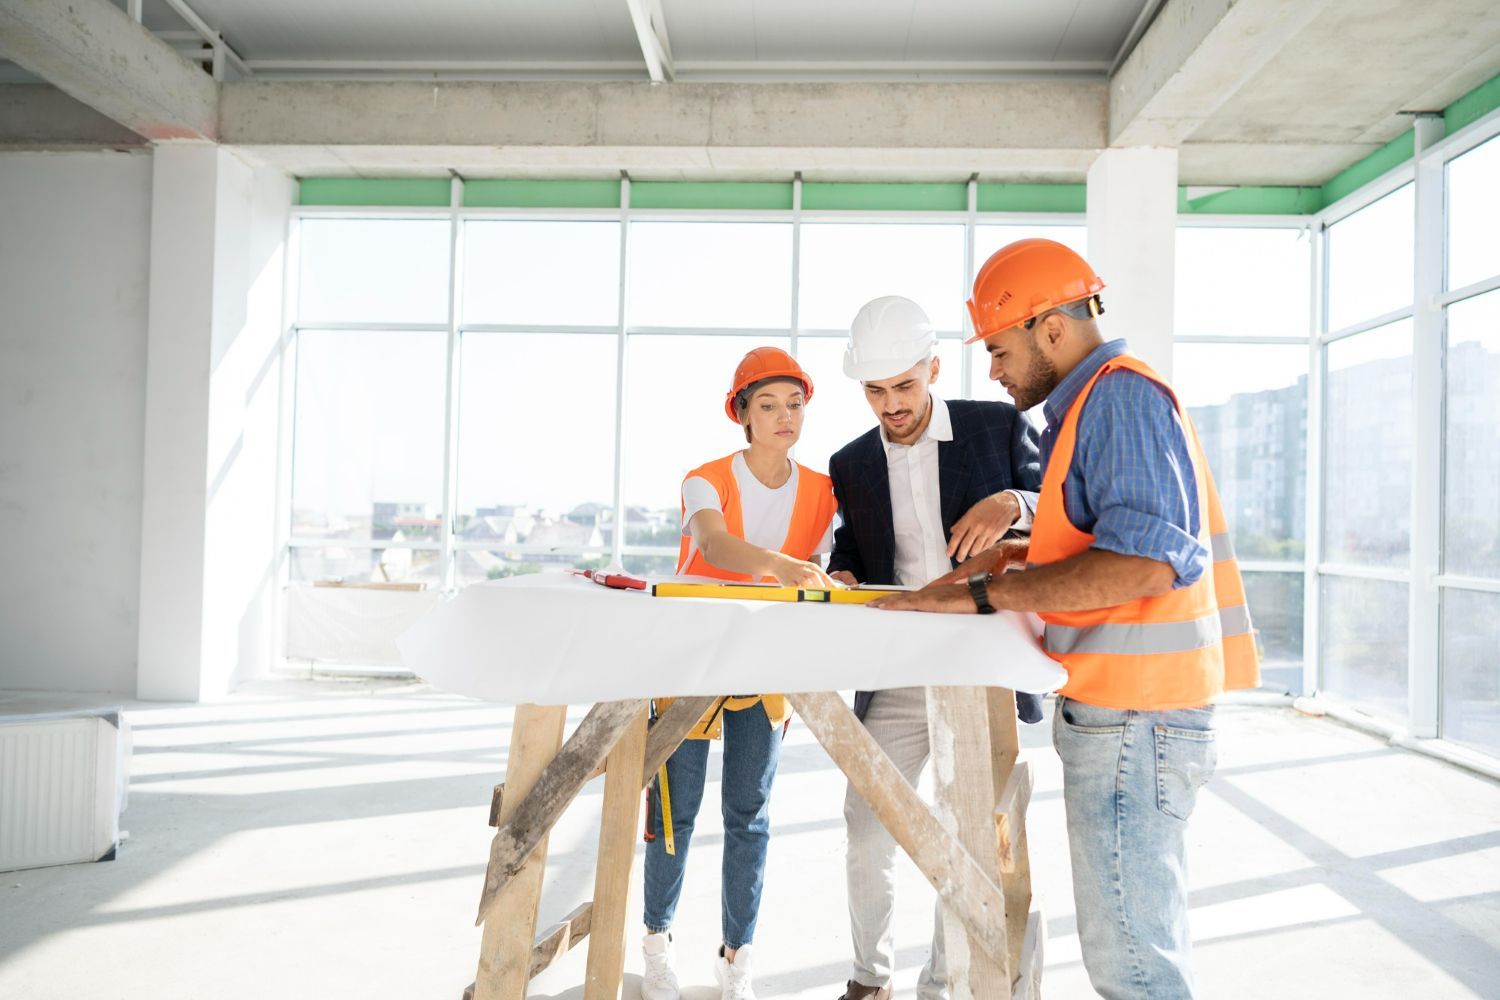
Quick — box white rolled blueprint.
[397,574,1067,706]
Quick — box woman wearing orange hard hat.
[641,346,837,1000]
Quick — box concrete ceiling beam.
[0,0,218,141]
[0,83,146,148]
[1108,0,1333,148]
[219,79,1106,153]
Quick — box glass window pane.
[298,219,451,325]
[622,335,790,546]
[629,222,791,328]
[1323,319,1412,567]
[1175,228,1310,338]
[799,223,966,332]
[455,551,605,589]
[291,330,447,541]
[1320,575,1408,722]
[291,546,441,586]
[1447,136,1500,290]
[792,337,964,476]
[1326,184,1413,333]
[1444,289,1500,579]
[463,221,619,327]
[974,224,1087,267]
[456,333,617,541]
[1174,343,1308,560]
[1441,587,1500,757]
[1244,571,1304,694]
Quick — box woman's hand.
[770,554,838,589]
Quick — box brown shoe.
[838,981,890,1000]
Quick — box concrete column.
[137,146,294,701]
[1086,147,1179,376]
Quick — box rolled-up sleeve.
[1074,372,1208,588]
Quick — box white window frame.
[278,178,1087,584]
[1171,215,1317,686]
[1309,105,1500,744]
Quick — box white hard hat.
[844,296,938,381]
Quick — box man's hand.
[930,546,1006,587]
[829,570,860,587]
[930,538,1029,586]
[946,492,1021,562]
[868,583,976,613]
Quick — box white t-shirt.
[680,452,835,568]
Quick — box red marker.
[569,569,648,591]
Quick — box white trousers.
[844,686,948,1000]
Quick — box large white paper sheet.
[397,574,1067,706]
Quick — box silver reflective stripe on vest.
[1211,531,1235,562]
[1219,603,1253,638]
[1044,611,1223,657]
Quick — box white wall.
[137,146,293,701]
[0,150,152,695]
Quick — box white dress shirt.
[883,395,1032,588]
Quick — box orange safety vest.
[663,452,838,739]
[1029,354,1260,711]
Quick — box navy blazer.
[826,398,1045,723]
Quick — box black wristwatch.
[967,571,997,615]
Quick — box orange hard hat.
[724,346,814,422]
[965,239,1105,343]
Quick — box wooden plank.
[786,692,1012,967]
[993,760,1033,873]
[1009,907,1045,1000]
[926,687,1010,1000]
[986,690,1033,983]
[462,901,596,998]
[584,705,650,1000]
[487,783,505,827]
[472,703,568,1000]
[643,696,719,778]
[985,689,1022,781]
[533,901,595,979]
[476,700,646,921]
[475,695,714,910]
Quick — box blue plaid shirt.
[1039,339,1207,589]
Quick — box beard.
[1009,338,1061,412]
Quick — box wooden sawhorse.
[463,688,1042,1000]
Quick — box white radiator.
[0,709,131,872]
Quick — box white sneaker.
[641,932,680,1000]
[714,945,756,1000]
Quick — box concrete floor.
[1,679,1498,1000]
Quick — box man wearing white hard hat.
[825,295,1042,1000]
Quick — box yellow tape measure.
[650,582,907,604]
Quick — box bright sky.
[289,148,1500,527]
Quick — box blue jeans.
[644,701,782,950]
[1052,696,1218,1000]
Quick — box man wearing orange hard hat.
[873,239,1259,1000]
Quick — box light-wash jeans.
[1052,695,1218,1000]
[643,701,782,951]
[844,687,948,1000]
